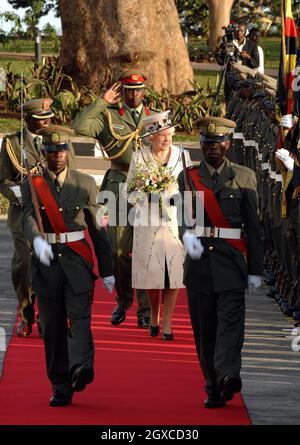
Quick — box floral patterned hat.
[141,110,176,138]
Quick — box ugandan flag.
[276,1,298,218]
[276,0,297,117]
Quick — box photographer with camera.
[215,22,259,103]
[215,22,259,69]
[233,23,260,69]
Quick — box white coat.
[126,144,191,289]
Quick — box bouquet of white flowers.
[127,161,177,221]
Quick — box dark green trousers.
[107,224,149,319]
[187,287,245,395]
[35,260,94,397]
[11,231,34,323]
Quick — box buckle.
[210,227,216,238]
[55,233,61,243]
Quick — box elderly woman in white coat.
[126,111,191,340]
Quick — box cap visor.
[44,143,70,153]
[122,84,145,89]
[200,134,230,143]
[31,111,55,119]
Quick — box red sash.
[188,168,247,257]
[32,175,94,267]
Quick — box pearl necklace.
[151,148,170,165]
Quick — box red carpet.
[0,283,251,425]
[0,228,251,425]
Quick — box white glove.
[248,275,262,289]
[281,114,293,128]
[183,231,204,260]
[103,275,115,293]
[275,148,294,171]
[275,148,290,160]
[33,236,54,266]
[10,185,22,204]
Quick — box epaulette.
[230,161,254,175]
[4,130,21,140]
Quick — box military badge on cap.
[119,69,146,89]
[51,133,60,143]
[196,116,236,143]
[42,98,51,111]
[208,123,216,133]
[17,97,54,120]
[37,125,74,153]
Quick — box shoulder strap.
[32,175,94,267]
[5,138,39,176]
[188,168,247,257]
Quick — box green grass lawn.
[0,118,20,134]
[261,37,280,69]
[0,38,59,54]
[189,36,280,70]
[173,133,198,142]
[194,69,219,90]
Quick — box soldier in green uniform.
[20,126,114,406]
[178,117,263,409]
[0,99,55,337]
[72,70,156,328]
[0,99,76,337]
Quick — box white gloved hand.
[183,231,204,260]
[283,156,295,171]
[275,149,295,171]
[275,148,290,160]
[103,275,115,293]
[248,275,262,289]
[33,236,54,266]
[10,185,22,204]
[281,114,293,129]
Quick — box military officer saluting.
[72,69,156,328]
[178,117,263,409]
[21,126,114,406]
[0,98,56,337]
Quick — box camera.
[219,24,240,61]
[222,24,239,43]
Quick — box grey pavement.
[0,219,299,424]
[242,287,300,425]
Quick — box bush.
[145,78,223,133]
[0,57,223,134]
[0,195,9,215]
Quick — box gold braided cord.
[6,138,39,176]
[102,109,142,160]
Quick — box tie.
[33,136,42,155]
[212,171,219,190]
[131,109,139,126]
[54,178,61,195]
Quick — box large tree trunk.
[58,0,193,95]
[207,0,235,53]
